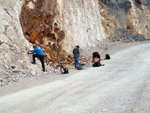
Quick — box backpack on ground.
[60,66,69,74]
[92,62,101,67]
[105,54,110,60]
[77,64,84,70]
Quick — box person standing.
[28,45,45,72]
[73,45,80,68]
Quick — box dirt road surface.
[0,42,150,113]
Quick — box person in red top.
[92,52,104,67]
[92,52,101,63]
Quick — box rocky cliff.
[20,0,150,64]
[99,0,150,42]
[0,0,149,86]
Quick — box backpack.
[60,66,69,74]
[105,54,110,60]
[92,62,101,67]
[77,65,84,70]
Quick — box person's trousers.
[74,57,79,68]
[33,54,45,71]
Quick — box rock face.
[19,0,101,68]
[20,0,150,58]
[0,0,59,86]
[98,0,150,42]
[0,0,150,86]
[0,0,29,86]
[20,0,63,53]
[20,0,106,56]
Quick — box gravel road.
[0,42,150,113]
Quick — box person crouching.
[92,52,104,67]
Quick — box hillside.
[0,0,149,86]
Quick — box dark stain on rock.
[54,28,60,33]
[135,0,142,5]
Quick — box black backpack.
[92,62,101,67]
[105,54,110,60]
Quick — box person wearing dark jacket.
[28,45,45,72]
[73,45,80,68]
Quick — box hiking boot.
[31,62,35,64]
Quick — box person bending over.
[92,52,101,63]
[29,45,45,72]
[92,52,104,67]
